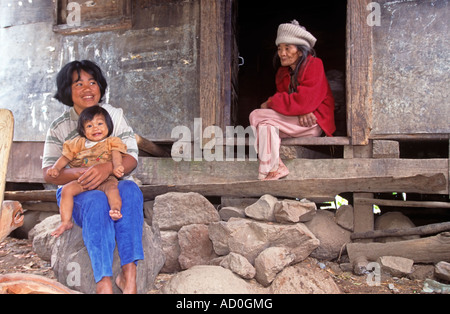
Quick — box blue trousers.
[56,180,144,283]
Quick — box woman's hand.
[298,113,317,128]
[260,101,270,109]
[78,162,113,190]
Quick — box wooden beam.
[347,0,373,145]
[135,134,170,157]
[136,158,449,189]
[281,136,350,146]
[199,0,222,131]
[0,110,14,214]
[354,198,450,209]
[347,232,450,265]
[351,221,450,240]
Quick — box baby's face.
[84,114,109,142]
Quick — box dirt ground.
[0,236,426,294]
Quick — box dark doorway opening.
[235,1,347,136]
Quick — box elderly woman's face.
[278,44,302,69]
[71,70,101,115]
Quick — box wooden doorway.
[233,1,347,135]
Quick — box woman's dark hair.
[54,60,108,107]
[273,45,316,94]
[77,105,114,138]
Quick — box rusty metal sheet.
[372,0,449,136]
[0,0,199,142]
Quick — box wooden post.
[199,0,224,134]
[346,0,373,146]
[0,110,14,212]
[345,141,375,242]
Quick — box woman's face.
[71,70,101,115]
[278,44,303,69]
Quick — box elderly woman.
[42,60,144,294]
[250,20,336,180]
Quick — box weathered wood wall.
[371,0,449,138]
[0,0,200,142]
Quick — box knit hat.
[275,20,317,48]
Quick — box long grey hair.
[273,45,316,94]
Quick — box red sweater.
[268,56,336,137]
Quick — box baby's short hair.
[77,106,114,138]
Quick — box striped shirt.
[42,104,139,171]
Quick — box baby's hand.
[47,167,60,178]
[113,165,125,178]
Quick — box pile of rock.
[151,192,348,292]
[24,191,450,293]
[29,214,165,294]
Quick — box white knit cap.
[275,20,317,48]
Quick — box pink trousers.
[249,109,322,178]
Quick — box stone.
[374,212,419,243]
[305,210,351,260]
[43,221,165,294]
[435,261,450,282]
[254,247,295,286]
[274,199,316,223]
[377,256,413,277]
[408,264,435,281]
[210,218,319,264]
[160,230,181,273]
[178,224,218,270]
[244,194,278,222]
[270,259,341,294]
[208,219,250,256]
[219,206,245,221]
[161,265,258,294]
[220,252,256,280]
[335,204,354,231]
[153,192,220,231]
[29,214,61,262]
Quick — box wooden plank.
[8,172,447,202]
[4,190,57,203]
[281,136,350,146]
[199,0,222,133]
[347,0,373,145]
[347,232,450,265]
[372,140,399,159]
[0,110,14,212]
[136,158,449,189]
[351,222,450,240]
[4,171,447,203]
[138,174,446,200]
[6,142,44,183]
[353,193,374,241]
[354,198,450,209]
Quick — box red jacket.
[268,56,336,137]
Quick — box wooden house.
[0,0,449,236]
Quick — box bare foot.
[109,208,122,221]
[262,162,289,181]
[115,263,137,294]
[51,221,74,237]
[96,277,113,294]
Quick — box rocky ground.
[0,235,426,294]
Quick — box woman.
[250,20,336,180]
[42,60,144,294]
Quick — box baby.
[47,105,127,237]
